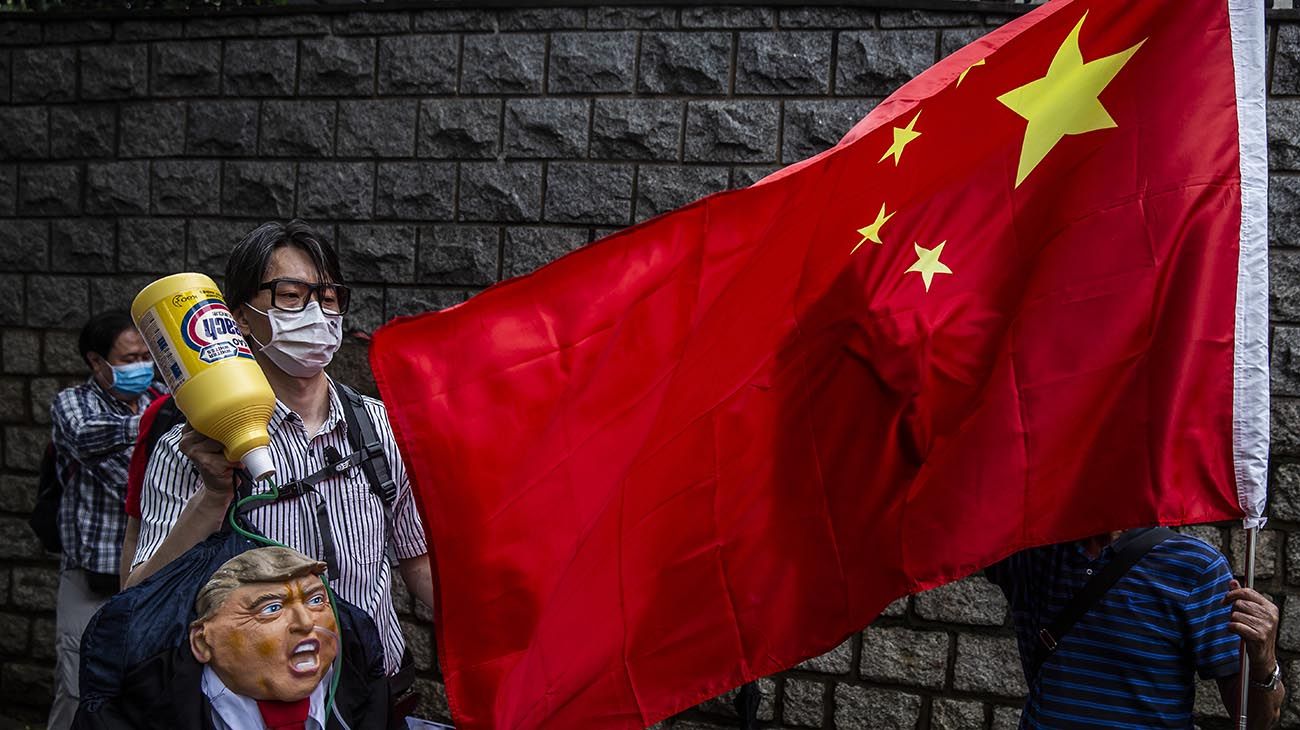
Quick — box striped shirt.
[135,379,427,675]
[987,532,1239,729]
[51,378,158,574]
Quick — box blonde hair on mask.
[192,546,328,625]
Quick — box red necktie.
[256,697,311,730]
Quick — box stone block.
[544,163,633,225]
[591,100,681,161]
[0,274,21,326]
[260,101,336,157]
[882,595,909,618]
[953,634,1026,697]
[0,20,39,45]
[151,41,220,96]
[1275,327,1300,397]
[0,106,48,159]
[45,19,112,43]
[257,14,332,36]
[880,10,983,28]
[3,330,41,375]
[860,625,949,689]
[187,100,259,156]
[500,8,584,30]
[80,44,148,100]
[378,35,457,95]
[549,32,636,94]
[795,637,853,675]
[783,99,874,163]
[0,219,48,272]
[697,677,776,721]
[86,161,150,215]
[460,163,542,223]
[1230,528,1277,579]
[0,516,40,559]
[401,619,434,672]
[90,274,154,315]
[119,218,185,273]
[832,685,921,730]
[1271,252,1300,320]
[777,8,876,29]
[12,47,75,103]
[635,165,728,222]
[782,678,825,727]
[0,662,53,711]
[992,706,1022,730]
[587,7,674,29]
[184,17,258,38]
[298,163,375,220]
[682,6,773,28]
[29,377,61,426]
[337,224,417,283]
[1269,99,1300,172]
[115,20,185,41]
[385,288,467,319]
[31,616,55,660]
[50,218,114,274]
[685,101,779,163]
[337,100,418,158]
[50,105,117,159]
[375,163,455,220]
[638,32,731,95]
[18,164,81,216]
[461,33,545,94]
[837,30,936,97]
[223,39,297,96]
[1275,24,1300,96]
[0,166,11,217]
[1281,596,1300,653]
[119,102,185,158]
[0,474,36,513]
[418,99,500,159]
[41,330,82,375]
[417,225,498,286]
[914,575,1008,626]
[1178,523,1224,552]
[343,286,384,335]
[333,12,412,35]
[11,565,57,610]
[0,611,29,656]
[222,162,295,219]
[1272,175,1300,248]
[504,99,590,158]
[736,32,832,95]
[1275,399,1300,457]
[412,9,496,32]
[151,159,220,215]
[1277,463,1300,525]
[0,377,23,422]
[4,425,47,472]
[188,219,255,276]
[503,226,587,278]
[932,698,985,729]
[300,37,376,96]
[941,28,986,60]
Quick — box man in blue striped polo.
[987,528,1285,728]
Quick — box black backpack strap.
[1030,526,1176,677]
[335,382,400,568]
[232,462,348,583]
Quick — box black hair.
[78,310,136,367]
[223,220,344,310]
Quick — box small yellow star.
[878,111,922,166]
[905,241,953,292]
[851,203,895,254]
[956,58,986,87]
[996,12,1145,186]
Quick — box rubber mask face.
[190,574,338,702]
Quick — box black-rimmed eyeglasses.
[257,279,352,315]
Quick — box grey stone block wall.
[0,3,1297,728]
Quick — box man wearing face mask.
[48,311,160,730]
[127,220,434,723]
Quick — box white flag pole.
[1236,526,1257,730]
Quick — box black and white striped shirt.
[134,378,427,674]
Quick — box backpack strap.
[335,382,400,568]
[1030,526,1176,677]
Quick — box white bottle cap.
[241,446,276,482]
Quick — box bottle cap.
[241,446,276,482]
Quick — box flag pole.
[1236,525,1258,730]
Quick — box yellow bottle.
[131,273,277,481]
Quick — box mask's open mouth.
[288,639,320,676]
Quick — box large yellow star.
[878,111,922,166]
[996,13,1145,187]
[851,203,895,254]
[905,241,952,292]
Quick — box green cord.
[231,476,345,719]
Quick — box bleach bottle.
[132,273,277,481]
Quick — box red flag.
[371,0,1269,726]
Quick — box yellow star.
[905,241,953,292]
[956,58,986,87]
[996,12,1145,186]
[878,111,922,166]
[851,203,895,254]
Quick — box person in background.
[48,310,160,730]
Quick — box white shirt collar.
[200,664,330,730]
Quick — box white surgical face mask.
[246,301,343,378]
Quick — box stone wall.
[0,2,1298,728]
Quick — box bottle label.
[139,288,253,392]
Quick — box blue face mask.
[109,361,155,396]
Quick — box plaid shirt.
[50,377,156,573]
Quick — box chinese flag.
[371,0,1269,726]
